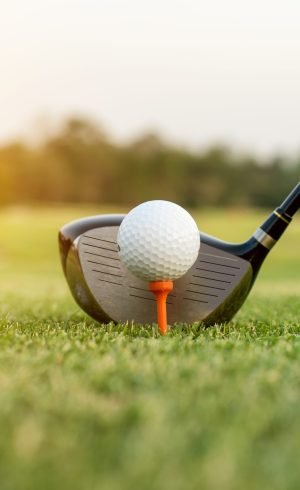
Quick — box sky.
[1,0,300,155]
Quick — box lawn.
[0,205,300,490]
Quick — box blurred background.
[1,0,300,209]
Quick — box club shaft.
[277,182,300,218]
[254,183,299,249]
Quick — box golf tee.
[149,280,173,335]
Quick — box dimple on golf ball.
[117,200,200,281]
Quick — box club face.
[60,217,254,325]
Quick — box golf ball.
[117,200,200,281]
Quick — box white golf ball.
[117,200,200,281]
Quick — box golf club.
[59,183,300,326]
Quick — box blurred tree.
[0,115,298,207]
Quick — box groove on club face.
[64,225,253,325]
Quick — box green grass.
[0,205,300,490]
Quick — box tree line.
[0,117,299,208]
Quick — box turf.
[0,206,300,490]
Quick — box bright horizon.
[1,0,300,155]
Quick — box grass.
[0,205,300,490]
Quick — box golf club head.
[59,183,299,326]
